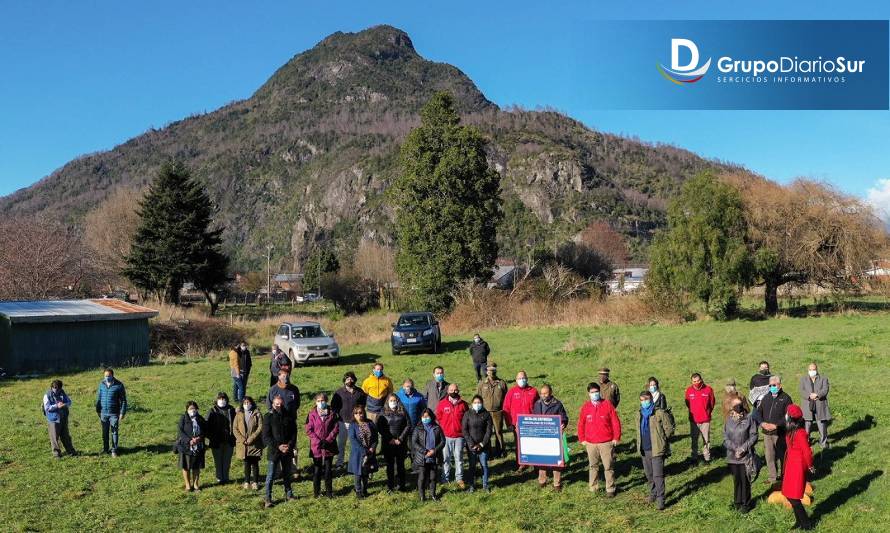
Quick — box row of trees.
[648,171,887,318]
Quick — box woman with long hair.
[347,405,378,498]
[782,404,815,530]
[176,401,207,492]
[723,395,758,513]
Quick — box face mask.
[240,346,247,351]
[317,401,328,410]
[732,404,744,413]
[188,409,197,417]
[541,396,551,403]
[472,403,483,412]
[589,392,600,402]
[104,376,113,384]
[388,401,398,409]
[421,417,432,425]
[760,369,770,375]
[641,400,652,409]
[403,387,412,394]
[517,378,527,387]
[435,374,444,382]
[373,370,382,378]
[243,404,251,411]
[449,392,459,399]
[769,385,779,394]
[217,399,227,408]
[474,338,480,343]
[808,370,818,377]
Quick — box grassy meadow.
[0,312,887,532]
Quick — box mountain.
[0,25,740,270]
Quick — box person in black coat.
[463,395,493,492]
[262,394,297,507]
[237,342,252,397]
[410,408,446,501]
[207,392,236,484]
[469,334,491,381]
[531,384,569,490]
[378,393,411,492]
[176,401,207,492]
[331,371,367,469]
[756,375,794,484]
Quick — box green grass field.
[1,313,887,532]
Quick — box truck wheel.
[391,347,400,355]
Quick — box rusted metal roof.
[0,299,158,324]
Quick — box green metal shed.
[0,299,158,375]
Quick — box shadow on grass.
[830,415,876,443]
[333,353,379,366]
[441,340,472,353]
[813,440,858,480]
[812,470,883,525]
[125,443,174,455]
[665,463,730,506]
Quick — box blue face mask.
[517,378,527,387]
[649,386,658,394]
[373,370,382,378]
[641,400,652,409]
[104,377,113,384]
[435,374,444,382]
[472,403,483,412]
[421,417,432,425]
[769,385,779,394]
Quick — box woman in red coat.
[782,404,814,530]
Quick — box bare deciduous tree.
[577,220,629,267]
[0,217,92,300]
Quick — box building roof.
[274,273,303,282]
[0,299,158,324]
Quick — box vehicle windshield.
[398,315,430,327]
[291,325,325,339]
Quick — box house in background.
[273,273,303,292]
[607,266,648,294]
[487,258,524,289]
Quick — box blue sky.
[1,1,888,210]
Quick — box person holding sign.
[578,382,622,497]
[504,370,539,471]
[635,390,675,510]
[532,384,569,491]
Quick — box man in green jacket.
[635,390,675,510]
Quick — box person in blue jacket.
[43,379,76,458]
[348,405,379,498]
[397,378,426,427]
[95,367,127,457]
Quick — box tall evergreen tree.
[301,248,340,294]
[647,171,751,319]
[123,161,230,314]
[392,92,502,311]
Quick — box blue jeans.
[442,437,464,482]
[232,375,246,402]
[467,449,489,488]
[265,456,293,501]
[100,414,119,453]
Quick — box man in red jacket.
[684,373,716,464]
[578,382,622,496]
[435,383,469,488]
[503,370,539,471]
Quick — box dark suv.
[391,312,441,354]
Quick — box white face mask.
[243,404,251,411]
[589,392,601,402]
[188,409,197,417]
[388,401,398,409]
[808,370,818,377]
[217,399,227,408]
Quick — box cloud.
[866,178,890,221]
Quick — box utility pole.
[317,247,322,299]
[266,244,274,305]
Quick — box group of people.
[41,335,832,528]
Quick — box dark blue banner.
[517,414,565,467]
[573,20,889,109]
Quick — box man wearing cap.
[598,368,620,408]
[721,378,750,421]
[476,362,508,457]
